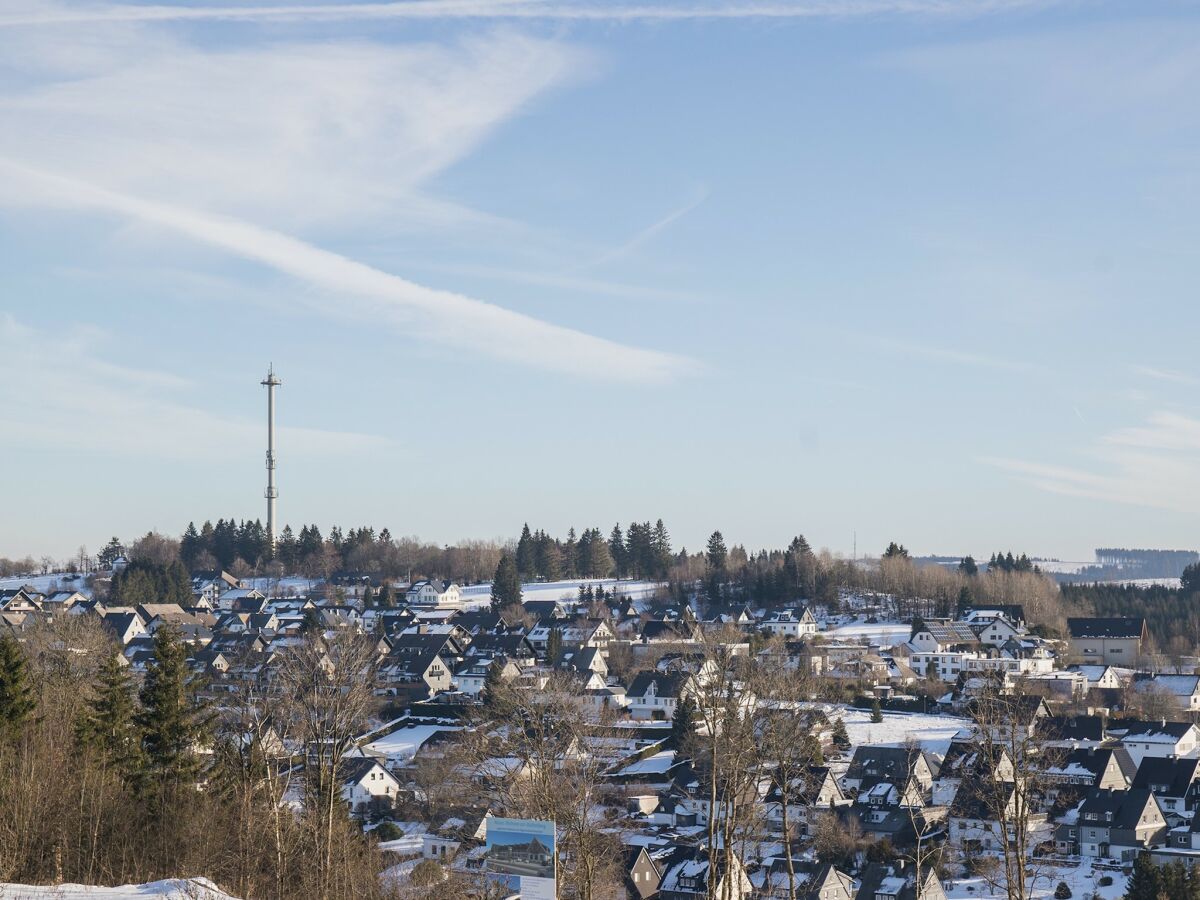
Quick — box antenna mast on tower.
[262,365,281,550]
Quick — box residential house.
[1074,787,1167,861]
[658,849,751,900]
[405,580,463,610]
[798,864,855,900]
[1132,757,1200,824]
[761,607,819,639]
[855,863,947,900]
[1067,617,1147,665]
[627,671,693,721]
[1111,720,1200,767]
[1134,674,1200,713]
[338,757,400,815]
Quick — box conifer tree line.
[513,519,676,581]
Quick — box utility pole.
[262,365,281,551]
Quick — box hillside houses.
[11,567,1200,899]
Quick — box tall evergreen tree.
[179,522,202,569]
[563,528,579,579]
[831,717,851,751]
[870,697,883,723]
[1124,852,1160,900]
[77,650,142,776]
[587,531,615,579]
[137,626,210,788]
[541,542,563,581]
[0,634,34,743]
[491,555,523,610]
[651,519,672,578]
[546,627,563,665]
[515,524,535,578]
[705,531,728,572]
[670,696,696,750]
[98,536,125,570]
[608,524,627,577]
[958,555,978,576]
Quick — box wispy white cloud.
[1131,364,1200,387]
[581,187,709,270]
[1,160,692,381]
[0,18,691,381]
[0,0,1064,28]
[0,29,583,230]
[985,410,1200,512]
[402,260,697,303]
[0,314,386,460]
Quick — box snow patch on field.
[824,621,911,646]
[944,860,1127,898]
[0,573,91,595]
[459,578,662,610]
[0,878,238,898]
[838,706,967,756]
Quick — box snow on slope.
[459,578,662,610]
[944,860,1126,898]
[824,621,911,646]
[0,573,91,596]
[0,878,237,899]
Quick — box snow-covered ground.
[0,572,91,595]
[838,706,967,756]
[824,621,911,646]
[0,879,237,899]
[243,575,320,595]
[459,578,662,610]
[944,861,1126,899]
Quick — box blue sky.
[3,0,1200,561]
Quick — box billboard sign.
[485,816,556,900]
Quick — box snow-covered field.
[824,621,911,646]
[0,879,237,899]
[459,578,662,610]
[838,706,967,756]
[944,861,1126,899]
[0,572,90,595]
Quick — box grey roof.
[1078,788,1157,829]
[1132,757,1200,797]
[1068,617,1146,639]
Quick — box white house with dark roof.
[1112,720,1200,767]
[405,580,462,610]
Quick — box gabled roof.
[1067,617,1146,640]
[921,622,979,645]
[846,745,939,783]
[339,756,397,787]
[1132,757,1200,797]
[1037,714,1109,743]
[1112,719,1198,742]
[1077,787,1159,829]
[627,670,689,701]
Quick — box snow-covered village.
[5,532,1200,900]
[6,1,1200,899]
